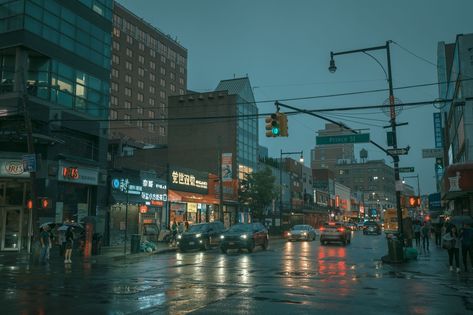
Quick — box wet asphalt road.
[1,231,473,315]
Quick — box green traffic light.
[272,127,280,135]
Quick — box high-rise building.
[437,33,473,216]
[311,123,355,170]
[109,2,187,146]
[0,0,112,252]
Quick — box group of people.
[441,222,473,273]
[38,225,75,264]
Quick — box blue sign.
[22,154,36,172]
[428,192,442,210]
[112,178,120,189]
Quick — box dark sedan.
[220,222,268,254]
[177,221,225,251]
[363,221,382,235]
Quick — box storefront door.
[1,207,22,251]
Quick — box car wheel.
[262,239,268,250]
[220,247,227,254]
[247,240,255,253]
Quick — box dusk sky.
[118,0,473,195]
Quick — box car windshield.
[187,224,208,232]
[227,224,252,233]
[364,221,378,226]
[292,225,307,230]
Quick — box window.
[179,88,184,95]
[125,75,131,84]
[150,61,155,70]
[126,48,133,57]
[170,72,175,80]
[111,95,118,106]
[139,42,144,51]
[179,67,185,74]
[124,87,131,97]
[137,93,144,102]
[160,79,165,87]
[111,68,119,78]
[148,122,155,132]
[125,61,132,71]
[149,98,155,106]
[112,41,120,51]
[170,84,175,92]
[111,82,118,91]
[149,86,155,94]
[149,73,155,81]
[148,110,155,118]
[124,101,131,109]
[137,106,143,114]
[136,120,142,128]
[161,55,166,63]
[170,61,175,69]
[126,35,133,44]
[160,91,166,99]
[113,27,120,37]
[138,68,144,77]
[112,54,119,64]
[160,67,166,75]
[137,81,144,89]
[139,55,144,64]
[150,50,156,58]
[110,109,117,120]
[159,126,166,136]
[179,78,184,85]
[124,114,131,124]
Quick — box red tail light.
[320,227,325,231]
[337,228,345,232]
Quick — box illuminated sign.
[0,159,29,178]
[112,176,168,203]
[171,171,207,189]
[62,167,79,179]
[58,161,98,185]
[139,205,148,213]
[169,167,208,194]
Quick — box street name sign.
[422,148,443,158]
[398,167,415,173]
[387,148,409,156]
[316,133,370,145]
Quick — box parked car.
[286,224,317,241]
[177,221,225,251]
[220,223,268,253]
[363,221,382,235]
[319,222,351,245]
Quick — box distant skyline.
[118,0,473,194]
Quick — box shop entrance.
[1,207,23,251]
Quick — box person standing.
[39,226,51,264]
[460,222,473,272]
[413,220,421,248]
[171,220,178,245]
[420,221,431,253]
[433,223,442,247]
[64,227,74,264]
[443,225,461,272]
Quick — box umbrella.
[40,222,57,229]
[450,215,473,227]
[58,223,84,231]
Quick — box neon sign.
[62,167,79,179]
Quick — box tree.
[238,167,277,221]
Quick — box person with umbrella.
[64,226,74,263]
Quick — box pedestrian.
[64,227,74,264]
[433,222,442,247]
[413,220,421,247]
[442,225,461,272]
[39,226,51,264]
[420,221,431,253]
[171,220,177,245]
[460,222,473,272]
[58,229,66,257]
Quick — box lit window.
[159,126,166,136]
[149,98,155,106]
[113,28,120,37]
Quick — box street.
[1,231,472,315]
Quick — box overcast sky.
[118,0,473,195]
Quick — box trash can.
[130,234,141,254]
[387,235,404,263]
[92,233,103,255]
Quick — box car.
[220,222,268,254]
[177,221,225,251]
[363,221,382,235]
[319,222,351,245]
[356,222,365,230]
[346,222,357,231]
[286,224,317,241]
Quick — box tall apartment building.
[311,123,355,170]
[437,33,473,216]
[109,2,187,146]
[0,0,112,251]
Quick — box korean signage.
[111,176,167,202]
[169,167,208,194]
[58,160,98,185]
[0,159,30,178]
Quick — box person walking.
[443,225,461,273]
[39,226,51,264]
[460,222,473,272]
[433,223,442,247]
[420,221,431,253]
[171,220,178,246]
[413,220,421,248]
[64,227,74,264]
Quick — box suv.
[320,222,351,245]
[177,221,225,251]
[220,223,269,254]
[363,221,382,235]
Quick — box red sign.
[40,198,49,209]
[139,205,148,213]
[151,200,164,207]
[62,167,79,179]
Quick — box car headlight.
[195,233,202,238]
[177,235,182,239]
[220,235,225,239]
[240,234,248,239]
[287,232,291,236]
[303,232,307,236]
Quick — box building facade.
[437,33,473,216]
[0,0,112,251]
[109,2,187,146]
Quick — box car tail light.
[319,227,325,231]
[337,228,345,232]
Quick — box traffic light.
[408,196,420,207]
[435,157,443,171]
[278,112,288,137]
[38,197,51,209]
[265,113,280,137]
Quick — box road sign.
[316,133,370,145]
[398,167,415,173]
[422,148,443,158]
[22,154,36,172]
[387,148,409,156]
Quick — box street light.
[329,40,405,245]
[279,150,303,230]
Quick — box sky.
[118,0,473,195]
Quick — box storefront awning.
[168,189,220,205]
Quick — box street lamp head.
[328,57,337,73]
[299,153,304,163]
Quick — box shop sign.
[112,177,167,202]
[0,159,29,178]
[139,205,148,213]
[169,167,208,194]
[187,203,197,213]
[58,161,98,185]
